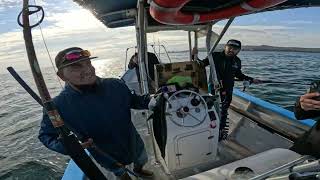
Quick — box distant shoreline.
[169,45,320,53]
[241,45,320,53]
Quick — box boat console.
[153,61,220,171]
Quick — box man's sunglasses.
[64,50,91,61]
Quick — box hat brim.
[58,56,97,69]
[227,44,241,48]
[226,42,241,48]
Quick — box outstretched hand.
[300,92,320,111]
[251,78,262,84]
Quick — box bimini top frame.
[135,0,235,96]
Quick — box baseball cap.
[55,47,97,70]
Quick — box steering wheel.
[166,90,208,127]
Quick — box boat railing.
[124,44,172,71]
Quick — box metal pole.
[125,48,129,71]
[188,31,192,61]
[137,0,149,94]
[208,18,234,55]
[194,31,198,60]
[206,18,234,93]
[206,26,221,123]
[205,19,234,123]
[137,0,160,164]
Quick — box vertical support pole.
[194,31,198,60]
[137,0,160,165]
[206,26,221,120]
[206,18,234,92]
[188,31,192,61]
[137,0,149,94]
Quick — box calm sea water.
[0,51,319,179]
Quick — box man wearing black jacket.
[193,39,261,140]
[291,89,320,158]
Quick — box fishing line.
[32,0,64,89]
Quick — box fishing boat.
[18,0,320,179]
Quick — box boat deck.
[128,106,296,179]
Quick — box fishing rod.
[260,80,309,86]
[18,1,107,179]
[235,79,309,85]
[7,67,43,106]
[241,80,310,92]
[7,66,140,179]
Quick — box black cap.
[55,47,97,70]
[226,39,241,48]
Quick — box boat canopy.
[73,0,320,28]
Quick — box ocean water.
[0,51,319,179]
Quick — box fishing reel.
[309,80,320,101]
[242,80,251,91]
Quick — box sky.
[0,0,320,73]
